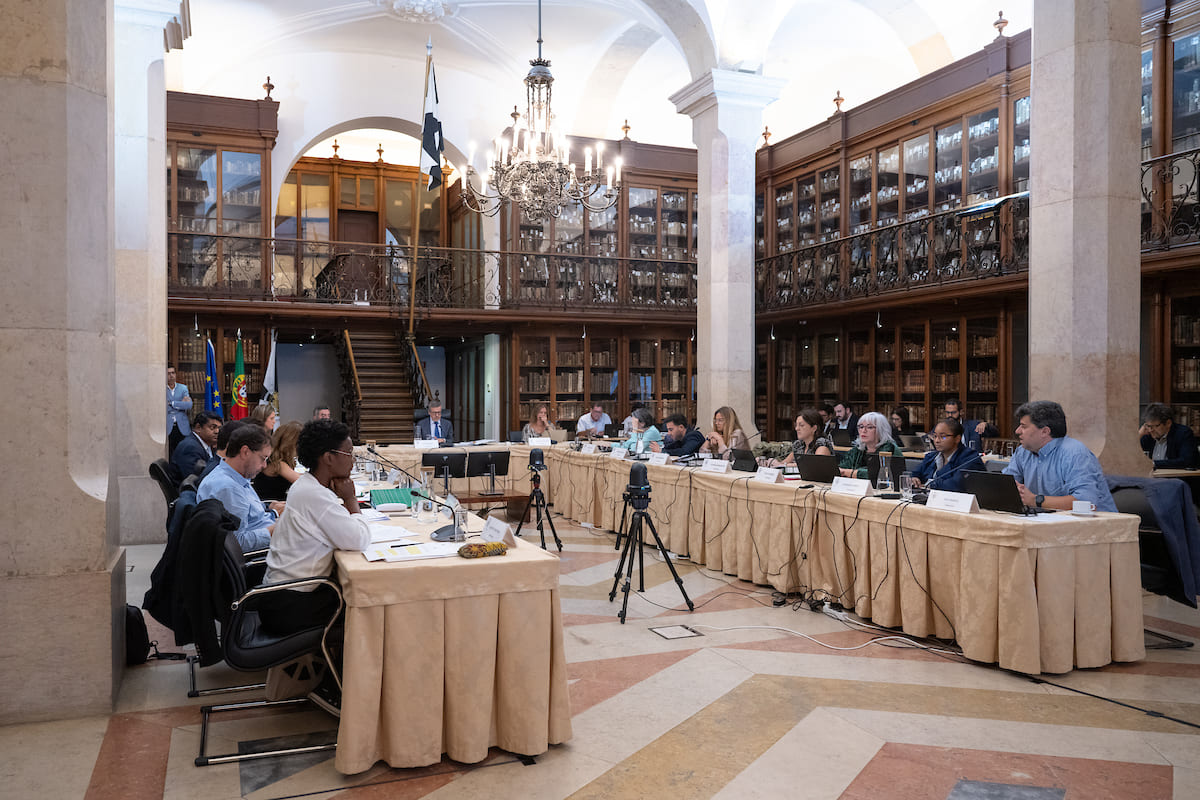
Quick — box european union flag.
[205,338,222,415]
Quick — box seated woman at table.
[910,418,983,493]
[699,405,748,459]
[839,411,901,479]
[258,419,371,717]
[767,408,834,466]
[890,407,918,437]
[621,407,662,454]
[249,402,277,432]
[253,420,302,501]
[522,403,559,442]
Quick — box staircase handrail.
[343,329,363,402]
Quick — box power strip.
[821,605,849,622]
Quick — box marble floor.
[4,517,1199,800]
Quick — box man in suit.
[415,401,454,445]
[944,398,997,452]
[1140,403,1200,469]
[831,401,858,432]
[910,418,984,493]
[170,410,222,484]
[166,366,193,456]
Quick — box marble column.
[1028,0,1147,474]
[0,0,124,722]
[671,71,783,432]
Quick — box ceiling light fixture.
[461,0,620,223]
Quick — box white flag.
[420,43,443,190]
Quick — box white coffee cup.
[1071,500,1096,515]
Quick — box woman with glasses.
[909,418,984,493]
[699,405,748,459]
[621,406,662,454]
[767,408,834,466]
[838,411,901,478]
[890,407,917,437]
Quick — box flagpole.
[420,38,432,168]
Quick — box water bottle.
[453,506,468,542]
[876,454,893,492]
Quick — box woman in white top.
[700,406,748,459]
[522,403,559,441]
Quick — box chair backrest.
[149,458,179,505]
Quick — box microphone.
[922,448,982,490]
[366,443,422,486]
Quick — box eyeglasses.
[857,423,875,430]
[331,449,355,457]
[931,433,953,440]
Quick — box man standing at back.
[198,424,285,551]
[167,366,193,456]
[1002,400,1117,512]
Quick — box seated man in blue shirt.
[197,424,285,551]
[1138,402,1200,469]
[910,418,984,493]
[1002,400,1117,512]
[651,413,706,457]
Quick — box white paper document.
[367,522,422,544]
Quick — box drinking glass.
[899,471,915,500]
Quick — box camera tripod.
[515,468,562,551]
[609,490,693,623]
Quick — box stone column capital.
[669,69,786,120]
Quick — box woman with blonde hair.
[522,403,559,441]
[249,402,277,432]
[700,406,748,458]
[253,419,302,501]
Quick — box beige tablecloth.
[547,449,1145,675]
[331,515,572,774]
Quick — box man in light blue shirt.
[1002,400,1117,512]
[198,424,285,551]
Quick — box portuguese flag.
[230,338,248,420]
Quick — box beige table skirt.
[332,534,572,774]
[547,449,1145,675]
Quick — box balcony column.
[0,0,123,722]
[672,71,783,430]
[114,1,187,545]
[1028,0,1146,474]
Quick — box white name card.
[926,489,980,514]
[580,443,597,455]
[609,447,628,460]
[481,515,517,546]
[528,437,552,448]
[414,439,439,450]
[701,458,732,474]
[754,466,784,484]
[831,476,872,496]
[648,452,670,466]
[697,452,713,459]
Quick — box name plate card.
[648,452,670,466]
[831,476,872,496]
[701,458,732,474]
[414,439,439,450]
[528,437,552,448]
[609,447,628,460]
[580,443,597,455]
[926,489,980,514]
[481,516,518,546]
[754,466,785,484]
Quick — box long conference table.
[330,481,571,774]
[548,446,1146,675]
[365,443,553,507]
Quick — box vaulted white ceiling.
[169,0,1032,168]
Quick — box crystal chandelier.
[461,0,621,223]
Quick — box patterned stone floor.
[4,517,1198,799]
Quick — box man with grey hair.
[1002,400,1116,512]
[1138,402,1198,469]
[415,401,454,445]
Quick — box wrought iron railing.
[755,194,1029,311]
[1140,147,1200,252]
[167,234,697,313]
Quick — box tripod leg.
[617,516,641,624]
[534,490,547,550]
[540,494,562,551]
[514,493,536,538]
[615,500,628,552]
[609,515,638,602]
[643,516,694,611]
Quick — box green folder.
[369,487,415,507]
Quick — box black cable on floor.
[1024,673,1200,731]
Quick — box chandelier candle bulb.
[606,165,613,186]
[615,158,622,184]
[585,148,592,173]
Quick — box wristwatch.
[1034,494,1045,508]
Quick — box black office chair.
[1110,485,1194,650]
[195,530,344,766]
[149,458,179,509]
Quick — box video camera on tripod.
[626,461,651,511]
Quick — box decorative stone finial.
[332,139,340,158]
[994,10,1008,37]
[377,143,385,162]
[762,126,771,147]
[833,90,844,112]
[622,119,631,140]
[263,76,274,100]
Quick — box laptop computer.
[865,451,906,487]
[549,428,570,443]
[793,453,840,483]
[830,428,854,447]
[604,423,620,438]
[730,449,758,472]
[960,470,1055,514]
[898,433,928,451]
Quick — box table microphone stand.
[515,467,561,551]
[609,464,693,623]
